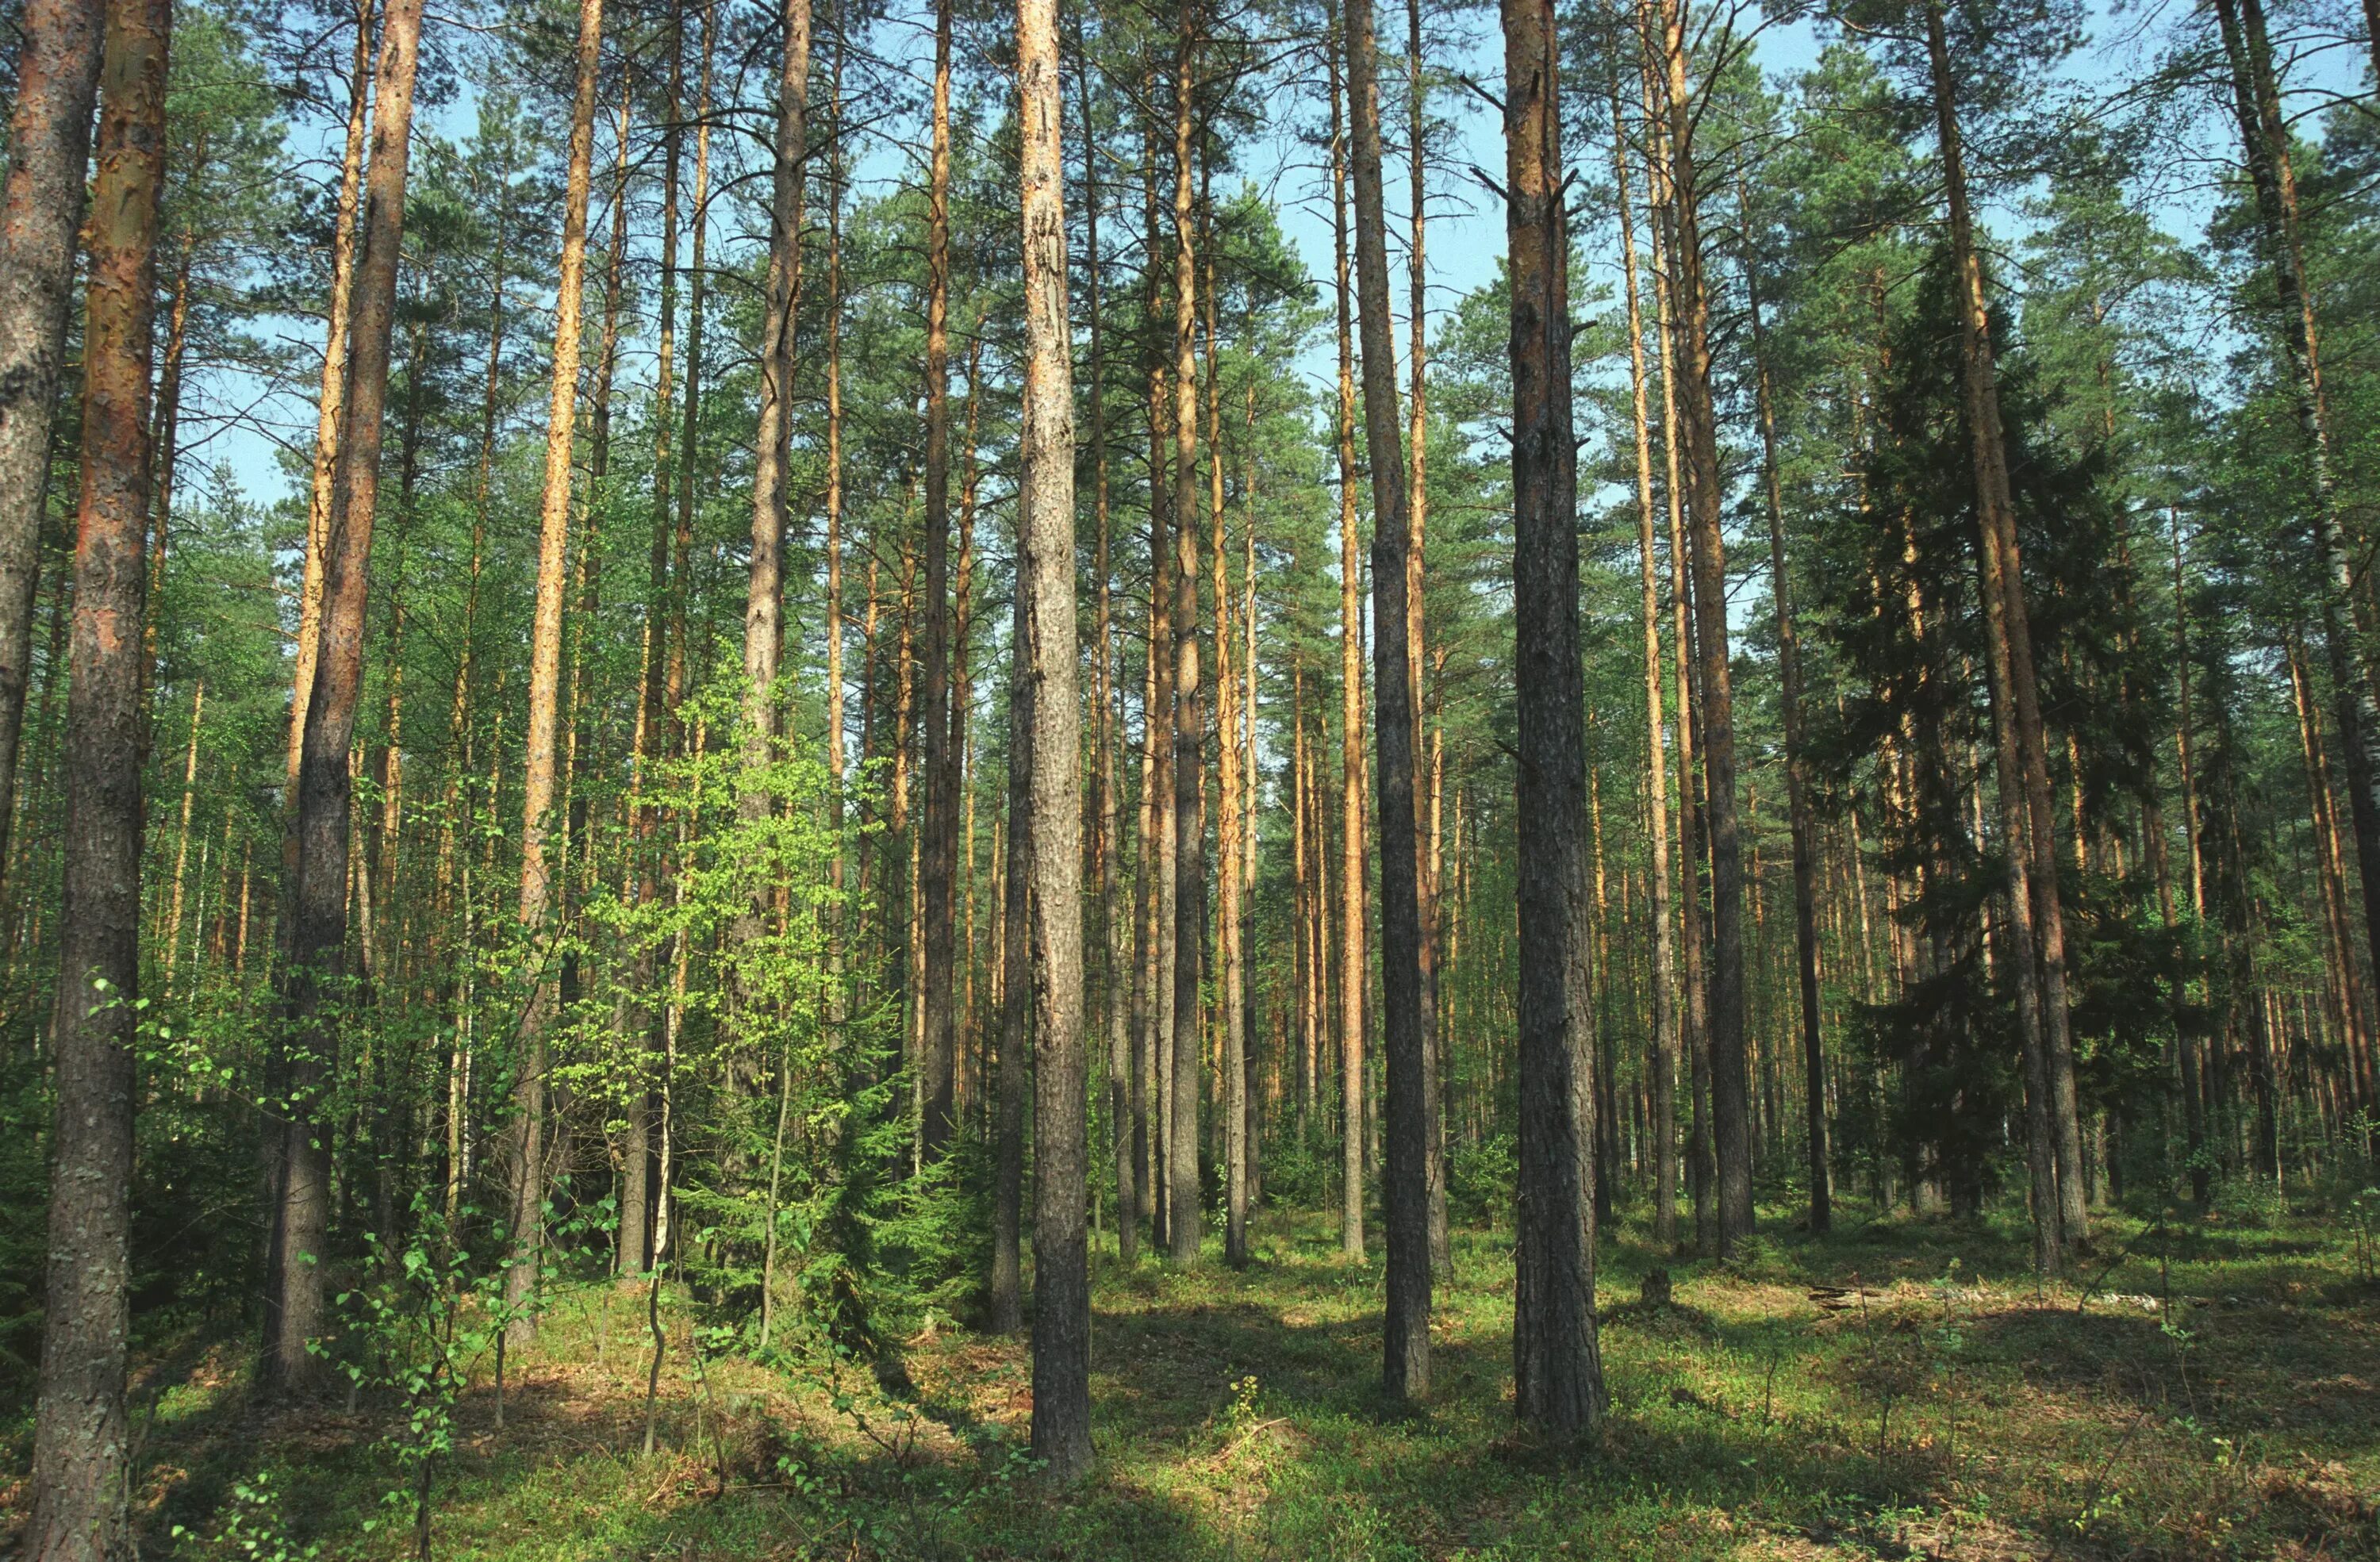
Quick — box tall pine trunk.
[1327,10,1368,1261]
[1502,0,1602,1436]
[0,0,103,893]
[1742,238,1829,1233]
[1655,0,1752,1249]
[1015,0,1089,1469]
[917,0,960,1157]
[989,576,1032,1333]
[26,0,167,1545]
[1077,34,1134,1266]
[1345,0,1430,1402]
[1166,13,1207,1266]
[506,0,605,1341]
[1610,70,1678,1252]
[284,0,374,819]
[267,0,424,1395]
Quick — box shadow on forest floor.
[11,1201,2378,1560]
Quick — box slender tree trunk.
[1203,210,1250,1269]
[1328,10,1368,1261]
[1503,0,1602,1435]
[743,0,812,816]
[267,0,424,1395]
[1345,0,1430,1401]
[1137,575,1161,1232]
[25,0,167,1545]
[286,0,374,818]
[620,0,690,1279]
[1925,0,2079,1266]
[1167,15,1207,1266]
[162,681,204,992]
[988,575,1032,1334]
[823,1,850,1049]
[1655,0,1751,1249]
[140,244,191,699]
[1638,45,1713,1251]
[1405,0,1449,1284]
[1240,396,1263,1210]
[505,0,605,1341]
[2212,0,2380,1092]
[917,0,960,1157]
[1610,73,1678,1251]
[1077,36,1134,1265]
[1016,0,1088,1468]
[1741,238,1829,1233]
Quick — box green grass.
[47,1201,2380,1559]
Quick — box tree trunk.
[1405,0,1449,1284]
[1638,48,1713,1253]
[505,0,605,1342]
[285,0,374,819]
[1655,0,1752,1249]
[1328,7,1367,1261]
[620,0,689,1279]
[25,0,167,1545]
[1345,0,1430,1402]
[2212,0,2380,1116]
[1167,15,1207,1266]
[1925,0,2080,1267]
[1203,213,1250,1270]
[0,0,104,900]
[1610,69,1678,1252]
[918,0,960,1157]
[266,0,424,1396]
[1241,396,1263,1210]
[1741,238,1829,1233]
[1503,0,1603,1437]
[162,681,204,992]
[140,246,191,699]
[988,577,1032,1334]
[1016,0,1089,1468]
[1077,34,1134,1266]
[742,0,812,846]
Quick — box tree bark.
[1503,0,1602,1437]
[1406,0,1449,1284]
[285,0,374,819]
[1610,70,1678,1252]
[1077,34,1134,1266]
[1638,40,1713,1252]
[1203,209,1250,1270]
[1741,237,1829,1233]
[162,681,204,992]
[1345,0,1430,1403]
[989,578,1031,1334]
[1167,13,1207,1266]
[266,0,424,1395]
[0,0,105,900]
[1328,7,1368,1261]
[26,0,167,1546]
[917,0,960,1157]
[620,0,690,1279]
[743,0,812,815]
[505,0,605,1342]
[1016,0,1089,1469]
[1655,0,1752,1249]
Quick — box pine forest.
[5,0,2380,1552]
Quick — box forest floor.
[36,1200,2380,1560]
